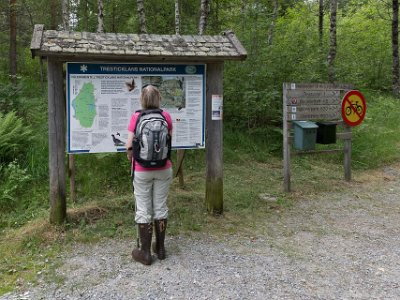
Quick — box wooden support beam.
[48,59,67,224]
[68,154,76,203]
[283,84,291,192]
[293,149,343,155]
[343,125,352,181]
[174,149,186,188]
[205,63,224,214]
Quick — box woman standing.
[126,85,173,265]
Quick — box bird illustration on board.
[125,79,136,91]
[111,134,125,146]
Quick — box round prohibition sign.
[341,90,366,126]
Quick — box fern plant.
[0,111,32,163]
[0,160,31,209]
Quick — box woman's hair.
[140,85,161,109]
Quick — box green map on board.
[72,83,96,128]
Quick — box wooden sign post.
[205,63,224,214]
[283,83,355,192]
[47,59,67,224]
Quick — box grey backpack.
[132,109,171,168]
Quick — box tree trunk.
[62,0,69,31]
[97,0,104,33]
[393,0,400,95]
[241,0,247,33]
[175,0,180,35]
[137,0,147,34]
[22,0,35,28]
[50,0,57,29]
[83,0,89,31]
[267,0,278,46]
[327,0,337,83]
[319,0,324,45]
[198,0,210,35]
[9,0,17,86]
[111,1,116,32]
[211,0,221,33]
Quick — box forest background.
[1,0,400,294]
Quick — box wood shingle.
[30,25,247,62]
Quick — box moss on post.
[206,178,223,214]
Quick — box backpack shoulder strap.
[140,108,163,116]
[133,109,166,133]
[133,110,144,133]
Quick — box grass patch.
[0,219,66,295]
[1,88,399,295]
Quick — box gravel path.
[2,164,400,300]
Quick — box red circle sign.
[341,90,366,126]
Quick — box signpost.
[283,83,357,192]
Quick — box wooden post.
[68,154,76,203]
[48,59,67,224]
[205,63,223,214]
[283,84,291,192]
[343,124,352,181]
[174,149,186,188]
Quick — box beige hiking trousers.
[133,167,173,223]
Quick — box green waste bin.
[316,122,337,144]
[292,121,318,150]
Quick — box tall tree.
[175,0,181,35]
[393,0,399,95]
[62,0,69,30]
[137,0,147,34]
[9,0,17,86]
[97,0,104,33]
[327,0,337,83]
[199,0,210,35]
[82,0,89,30]
[267,0,279,46]
[50,0,57,29]
[319,0,324,44]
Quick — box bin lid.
[292,120,318,129]
[316,121,337,126]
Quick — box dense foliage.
[0,0,399,217]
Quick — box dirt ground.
[2,163,400,300]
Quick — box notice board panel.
[67,63,206,153]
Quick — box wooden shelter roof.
[30,24,247,62]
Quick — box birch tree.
[81,0,89,31]
[97,0,104,33]
[62,0,69,30]
[137,0,147,34]
[175,0,181,35]
[198,0,210,35]
[393,0,399,95]
[267,0,279,46]
[319,0,323,44]
[50,0,57,29]
[327,0,337,83]
[9,0,17,86]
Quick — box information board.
[67,63,206,153]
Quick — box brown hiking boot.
[132,223,152,265]
[152,219,167,260]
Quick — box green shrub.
[0,111,32,163]
[0,160,31,210]
[0,84,21,114]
